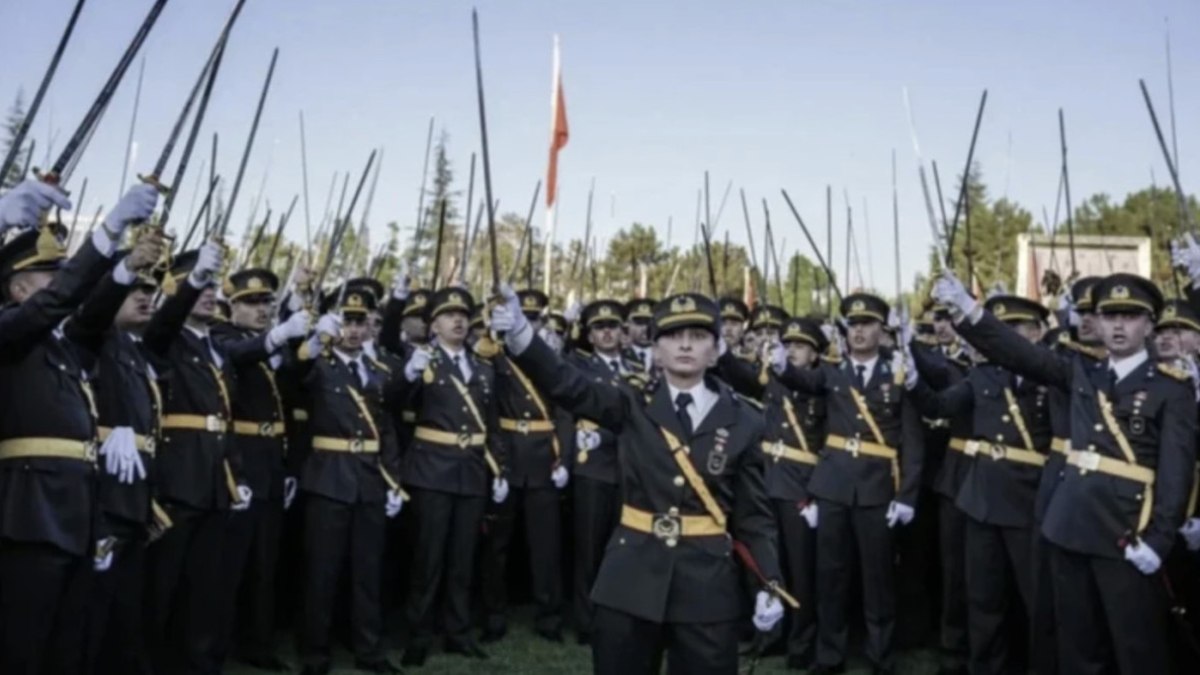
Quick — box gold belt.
[499,418,555,435]
[1066,449,1155,485]
[1050,437,1070,455]
[232,420,285,438]
[826,434,897,460]
[414,426,486,448]
[761,440,818,466]
[0,438,98,462]
[97,426,157,454]
[161,414,227,433]
[311,436,380,453]
[620,505,725,545]
[948,438,1046,467]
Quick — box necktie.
[203,334,222,367]
[348,360,362,388]
[609,359,621,374]
[675,392,695,439]
[855,364,867,389]
[1108,367,1118,393]
[454,354,467,381]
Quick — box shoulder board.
[366,356,391,374]
[914,334,939,347]
[735,393,764,410]
[1157,362,1190,382]
[820,354,842,365]
[735,351,757,362]
[1060,338,1107,361]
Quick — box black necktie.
[1108,367,1118,393]
[454,354,466,381]
[855,364,867,389]
[348,360,362,388]
[675,392,695,439]
[202,335,217,365]
[609,359,621,374]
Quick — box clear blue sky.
[4,0,1198,293]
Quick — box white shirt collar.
[667,381,718,430]
[184,325,209,340]
[362,339,378,361]
[849,353,879,378]
[333,348,368,386]
[1109,349,1149,384]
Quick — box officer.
[211,267,310,671]
[0,180,156,673]
[399,286,510,666]
[481,288,571,643]
[717,317,829,670]
[934,270,1196,674]
[623,297,656,373]
[293,284,404,675]
[719,297,750,357]
[141,241,254,674]
[910,295,1053,674]
[494,288,789,675]
[750,303,788,347]
[771,292,924,675]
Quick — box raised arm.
[956,311,1072,390]
[715,349,766,399]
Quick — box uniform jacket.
[564,350,643,485]
[516,336,780,624]
[492,354,574,489]
[911,342,972,497]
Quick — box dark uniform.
[400,287,509,665]
[140,250,249,675]
[0,226,120,674]
[622,298,656,374]
[294,285,402,673]
[210,268,290,670]
[481,289,571,640]
[777,293,925,673]
[956,274,1196,674]
[912,296,1053,674]
[512,293,785,675]
[718,317,829,669]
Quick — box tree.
[937,162,1034,293]
[404,131,463,286]
[2,91,29,189]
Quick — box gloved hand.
[539,326,564,353]
[551,465,569,489]
[492,477,510,504]
[893,347,918,390]
[564,301,583,324]
[491,283,529,336]
[189,240,225,287]
[1171,233,1200,284]
[103,183,159,239]
[98,427,147,485]
[752,590,784,632]
[232,485,253,511]
[1181,518,1200,552]
[0,178,72,233]
[267,310,310,351]
[404,346,432,383]
[93,537,116,572]
[385,489,404,518]
[1124,539,1163,575]
[886,501,915,528]
[391,264,409,301]
[800,502,818,529]
[283,476,297,510]
[770,341,787,375]
[932,270,976,318]
[576,429,600,454]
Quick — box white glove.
[492,477,510,504]
[551,465,569,489]
[770,341,787,375]
[893,348,918,391]
[493,282,530,335]
[886,501,915,528]
[315,312,341,340]
[800,502,818,529]
[391,264,409,301]
[103,183,159,239]
[267,310,310,351]
[0,179,72,233]
[404,346,432,382]
[283,476,297,510]
[752,590,785,632]
[98,427,147,485]
[1171,233,1200,284]
[93,537,116,572]
[539,326,564,353]
[931,271,976,317]
[1181,518,1200,552]
[1124,539,1163,575]
[576,429,600,453]
[385,489,404,518]
[564,301,583,324]
[189,240,225,287]
[232,485,253,511]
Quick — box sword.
[215,47,280,242]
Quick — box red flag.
[546,35,569,208]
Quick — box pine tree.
[2,91,29,189]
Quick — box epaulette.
[1157,362,1191,382]
[914,334,939,347]
[735,351,757,362]
[1057,335,1107,361]
[473,337,500,359]
[820,354,842,365]
[367,356,391,374]
[735,393,764,411]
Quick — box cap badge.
[411,294,427,307]
[671,296,697,313]
[994,303,1007,317]
[248,276,264,290]
[522,295,538,309]
[598,305,614,318]
[1111,285,1130,300]
[1164,305,1177,319]
[851,300,866,312]
[347,293,364,308]
[449,292,463,305]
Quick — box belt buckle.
[990,444,1007,461]
[516,420,530,435]
[963,440,980,457]
[205,415,223,433]
[769,440,785,461]
[259,421,275,436]
[845,437,860,457]
[651,513,682,547]
[1077,451,1101,474]
[349,438,365,453]
[84,440,98,462]
[457,432,472,449]
[143,437,156,454]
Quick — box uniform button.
[462,407,468,412]
[619,538,626,545]
[668,506,680,516]
[673,476,685,487]
[666,539,678,548]
[1087,444,1096,451]
[1001,415,1010,422]
[855,414,863,420]
[1094,424,1103,432]
[995,435,1004,442]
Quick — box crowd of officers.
[0,177,1199,675]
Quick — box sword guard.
[138,173,171,196]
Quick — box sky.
[3,0,1199,294]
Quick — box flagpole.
[543,33,567,296]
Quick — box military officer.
[770,292,924,675]
[750,303,788,346]
[399,286,510,666]
[0,180,156,674]
[623,297,656,373]
[719,297,750,356]
[494,288,789,675]
[934,271,1196,674]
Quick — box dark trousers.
[815,499,895,669]
[939,494,969,664]
[216,496,283,664]
[404,488,486,647]
[896,488,939,649]
[0,542,91,675]
[143,504,227,675]
[481,484,564,633]
[965,518,1033,675]
[84,537,151,675]
[774,498,816,664]
[1029,531,1058,675]
[572,476,619,639]
[299,494,386,668]
[1049,543,1172,675]
[593,605,739,675]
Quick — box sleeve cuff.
[91,228,119,257]
[506,321,534,355]
[111,260,137,286]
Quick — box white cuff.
[91,228,119,258]
[506,321,534,356]
[111,259,137,286]
[188,271,209,289]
